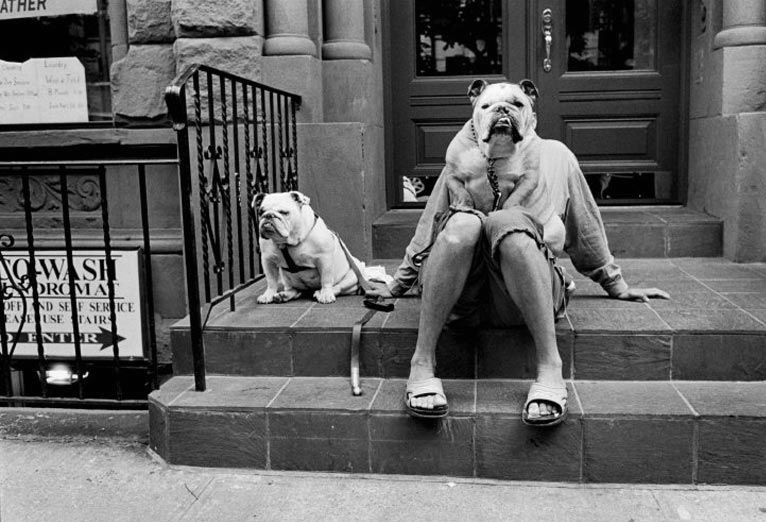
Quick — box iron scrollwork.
[0,234,30,359]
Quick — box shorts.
[420,206,569,327]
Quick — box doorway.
[385,0,686,207]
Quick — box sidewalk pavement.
[2,438,766,522]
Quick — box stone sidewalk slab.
[3,438,766,522]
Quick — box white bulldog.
[253,191,360,304]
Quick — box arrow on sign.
[96,327,126,351]
[6,329,126,349]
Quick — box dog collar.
[278,213,319,273]
[292,212,319,246]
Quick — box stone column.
[688,0,766,261]
[321,0,374,122]
[322,0,371,60]
[712,0,766,114]
[714,0,766,48]
[263,0,316,56]
[261,0,321,122]
[108,0,129,61]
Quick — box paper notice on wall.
[0,0,98,21]
[0,60,36,123]
[0,57,88,124]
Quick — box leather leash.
[335,234,394,396]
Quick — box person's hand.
[365,280,393,299]
[614,287,670,303]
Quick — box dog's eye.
[279,210,289,215]
[481,103,490,109]
[512,101,523,108]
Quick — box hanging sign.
[0,250,146,360]
[0,0,98,21]
[0,57,88,124]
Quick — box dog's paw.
[257,290,278,304]
[277,288,300,302]
[313,288,336,304]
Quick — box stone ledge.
[0,228,183,254]
[149,376,766,484]
[0,407,148,442]
[169,257,766,381]
[0,127,177,150]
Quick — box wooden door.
[386,0,685,206]
[533,0,684,203]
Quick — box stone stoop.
[373,207,723,259]
[149,376,766,485]
[152,257,766,484]
[170,258,766,382]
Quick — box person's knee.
[484,207,527,232]
[497,229,539,261]
[439,213,482,249]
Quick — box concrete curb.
[0,407,148,443]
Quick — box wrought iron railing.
[0,159,176,408]
[164,64,302,393]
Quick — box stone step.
[149,376,766,485]
[373,207,723,259]
[171,258,766,382]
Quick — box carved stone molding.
[0,173,101,214]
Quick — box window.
[566,0,657,72]
[415,0,503,77]
[0,0,112,123]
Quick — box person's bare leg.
[497,232,564,419]
[409,213,482,411]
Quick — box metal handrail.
[166,64,302,130]
[165,63,302,392]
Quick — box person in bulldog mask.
[368,79,669,425]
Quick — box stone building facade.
[687,0,766,261]
[103,0,766,262]
[108,0,386,261]
[0,0,764,366]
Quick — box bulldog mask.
[443,78,551,218]
[469,78,539,159]
[253,191,361,304]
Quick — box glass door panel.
[567,0,657,72]
[415,0,503,77]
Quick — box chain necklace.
[471,120,503,211]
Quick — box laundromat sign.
[0,0,97,20]
[0,250,145,359]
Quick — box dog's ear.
[289,191,311,206]
[252,193,265,210]
[467,79,489,105]
[519,79,539,106]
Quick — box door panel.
[534,0,682,203]
[389,0,527,206]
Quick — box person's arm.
[379,170,451,297]
[563,153,668,302]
